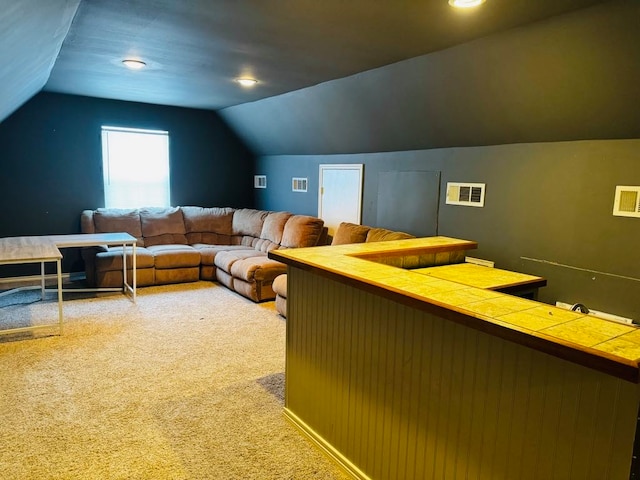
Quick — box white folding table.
[0,236,64,335]
[0,232,137,337]
[47,233,137,302]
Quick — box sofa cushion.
[331,222,371,245]
[280,215,325,248]
[183,206,234,245]
[140,207,188,246]
[216,269,234,289]
[94,246,155,271]
[186,232,233,245]
[230,256,286,282]
[232,209,269,237]
[260,211,293,244]
[214,249,264,273]
[155,267,199,285]
[254,238,280,253]
[96,268,155,288]
[93,208,144,246]
[239,236,260,248]
[182,206,234,235]
[146,244,200,268]
[232,277,269,302]
[366,227,415,242]
[199,264,217,281]
[191,244,251,266]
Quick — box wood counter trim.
[349,241,477,261]
[491,279,547,293]
[270,243,640,383]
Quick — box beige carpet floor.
[0,282,350,480]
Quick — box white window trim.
[101,126,171,209]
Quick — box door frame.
[318,164,364,230]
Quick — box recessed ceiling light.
[235,77,258,87]
[448,0,486,8]
[122,59,146,70]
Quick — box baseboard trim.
[283,407,370,480]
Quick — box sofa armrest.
[80,209,96,234]
[272,274,287,298]
[230,257,287,283]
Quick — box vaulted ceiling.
[1,0,608,124]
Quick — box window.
[101,126,170,208]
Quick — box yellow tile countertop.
[269,236,640,383]
[413,262,547,291]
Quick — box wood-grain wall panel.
[284,268,639,480]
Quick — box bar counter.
[269,236,640,480]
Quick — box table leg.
[122,242,127,296]
[121,242,137,303]
[56,258,63,334]
[41,261,46,300]
[132,242,136,303]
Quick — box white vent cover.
[446,182,485,207]
[613,186,640,218]
[465,256,495,268]
[254,175,267,189]
[292,177,308,192]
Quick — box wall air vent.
[446,182,486,207]
[465,256,495,268]
[292,177,308,192]
[254,175,267,189]
[613,186,640,218]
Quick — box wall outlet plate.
[555,301,634,325]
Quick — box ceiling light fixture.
[448,0,486,8]
[122,59,146,70]
[235,77,258,87]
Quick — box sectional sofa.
[80,207,326,302]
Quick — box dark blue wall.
[0,92,255,273]
[256,140,640,319]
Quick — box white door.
[318,164,363,236]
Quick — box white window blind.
[101,126,170,208]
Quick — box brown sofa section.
[272,221,415,317]
[330,222,415,245]
[80,206,326,302]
